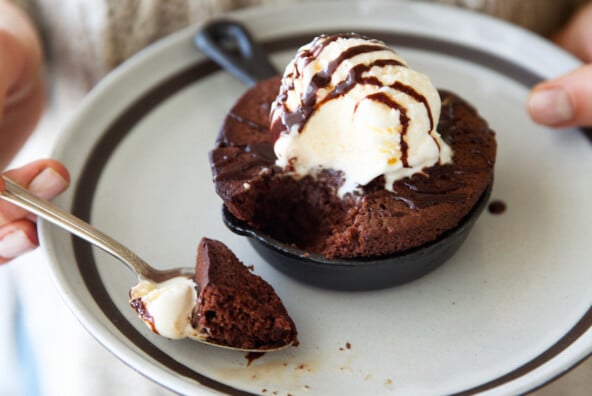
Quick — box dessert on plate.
[194,237,298,349]
[210,33,496,259]
[129,238,298,350]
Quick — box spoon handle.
[194,19,278,86]
[0,176,152,279]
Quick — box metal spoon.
[0,175,291,352]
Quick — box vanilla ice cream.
[129,277,201,340]
[270,33,453,195]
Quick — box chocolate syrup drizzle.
[228,111,268,133]
[211,140,275,182]
[270,34,436,168]
[130,298,158,334]
[365,92,410,165]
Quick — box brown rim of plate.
[69,30,592,395]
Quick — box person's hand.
[0,160,69,264]
[527,1,592,127]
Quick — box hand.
[0,160,69,264]
[527,2,592,127]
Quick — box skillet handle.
[194,19,278,86]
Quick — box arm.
[0,0,69,264]
[0,0,45,169]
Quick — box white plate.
[40,2,592,395]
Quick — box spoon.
[0,176,192,282]
[0,175,291,351]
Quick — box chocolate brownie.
[193,238,298,350]
[210,76,496,258]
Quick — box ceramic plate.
[40,2,592,395]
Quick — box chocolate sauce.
[488,200,506,214]
[245,351,266,366]
[270,34,436,171]
[388,163,469,209]
[392,182,468,210]
[130,298,157,334]
[393,191,467,210]
[392,81,434,130]
[228,112,268,133]
[366,92,410,166]
[212,141,275,182]
[245,141,276,163]
[301,36,337,64]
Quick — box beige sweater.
[11,0,589,100]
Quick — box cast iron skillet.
[194,20,493,291]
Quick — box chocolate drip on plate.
[488,200,507,214]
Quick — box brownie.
[193,238,298,350]
[210,76,496,258]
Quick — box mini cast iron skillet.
[194,20,493,291]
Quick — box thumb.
[527,64,592,128]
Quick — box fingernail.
[0,230,36,259]
[528,87,574,126]
[28,168,68,201]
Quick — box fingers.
[0,159,69,223]
[0,3,51,263]
[0,219,37,264]
[527,64,592,128]
[527,2,592,129]
[0,160,69,263]
[553,2,592,63]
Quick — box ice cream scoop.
[129,277,199,340]
[270,33,453,195]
